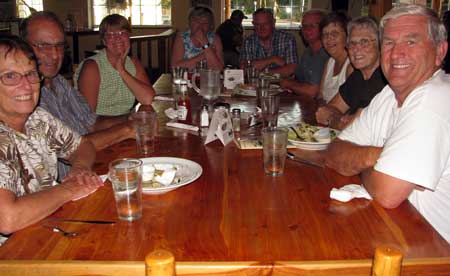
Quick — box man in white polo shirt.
[325,4,450,243]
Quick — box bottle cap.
[232,108,241,115]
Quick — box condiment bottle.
[200,105,209,127]
[176,81,191,123]
[231,108,241,132]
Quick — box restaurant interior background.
[0,0,447,81]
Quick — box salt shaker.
[200,105,209,127]
[231,108,241,132]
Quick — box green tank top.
[74,49,136,116]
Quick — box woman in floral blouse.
[0,35,103,243]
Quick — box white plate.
[288,127,338,151]
[234,84,281,97]
[288,139,330,151]
[140,157,202,195]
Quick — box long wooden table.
[0,80,449,274]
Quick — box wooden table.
[0,83,449,274]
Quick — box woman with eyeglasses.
[0,35,102,243]
[315,16,387,130]
[171,6,224,70]
[74,14,155,116]
[317,12,353,104]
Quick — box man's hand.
[316,106,340,125]
[60,168,103,201]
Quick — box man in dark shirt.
[216,10,247,68]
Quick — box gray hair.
[347,16,379,45]
[188,5,215,31]
[380,4,447,45]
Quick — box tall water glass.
[257,76,270,107]
[132,110,157,155]
[262,127,288,176]
[172,67,187,107]
[109,158,143,221]
[260,95,280,127]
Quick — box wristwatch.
[201,43,210,50]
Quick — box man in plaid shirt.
[240,8,298,77]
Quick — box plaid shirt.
[240,30,298,68]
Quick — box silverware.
[287,152,322,168]
[48,219,116,225]
[289,126,302,140]
[51,226,79,237]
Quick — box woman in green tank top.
[74,14,155,116]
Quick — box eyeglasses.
[346,38,377,49]
[32,42,65,52]
[300,23,319,30]
[104,31,129,39]
[322,31,343,40]
[0,70,43,86]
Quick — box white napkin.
[166,122,199,132]
[155,95,174,101]
[330,184,372,202]
[164,108,178,120]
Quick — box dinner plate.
[288,126,338,151]
[233,84,281,97]
[140,157,202,195]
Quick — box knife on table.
[47,219,116,225]
[287,152,322,168]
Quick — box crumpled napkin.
[154,95,174,101]
[165,108,178,120]
[330,184,372,202]
[166,122,199,132]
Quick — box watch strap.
[201,43,210,49]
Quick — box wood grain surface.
[0,79,448,275]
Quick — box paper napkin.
[166,122,199,132]
[330,184,372,202]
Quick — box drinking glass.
[109,158,143,221]
[132,110,157,155]
[191,69,221,100]
[262,127,288,176]
[260,95,280,128]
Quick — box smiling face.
[253,12,275,41]
[0,48,40,125]
[348,26,379,74]
[26,18,64,85]
[321,23,347,58]
[381,15,445,100]
[103,26,130,56]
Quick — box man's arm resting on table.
[90,115,129,132]
[86,122,135,151]
[280,78,319,98]
[325,139,382,176]
[269,63,296,77]
[361,169,415,209]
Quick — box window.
[230,0,310,28]
[92,0,171,26]
[16,0,43,18]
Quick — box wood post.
[146,249,176,276]
[372,246,403,276]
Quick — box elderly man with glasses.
[20,11,137,180]
[280,9,330,96]
[315,16,387,130]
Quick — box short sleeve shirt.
[339,70,450,243]
[294,47,329,85]
[240,30,298,67]
[339,67,387,114]
[0,107,82,196]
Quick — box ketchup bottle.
[176,82,191,123]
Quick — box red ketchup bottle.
[176,82,191,123]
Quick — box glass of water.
[109,158,143,221]
[262,127,288,176]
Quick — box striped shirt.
[240,30,298,67]
[39,75,96,180]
